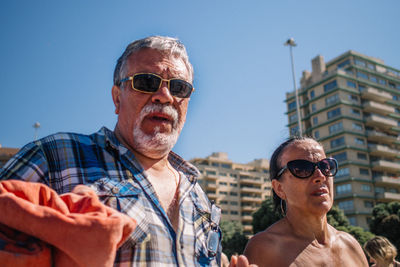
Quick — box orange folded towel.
[0,180,137,267]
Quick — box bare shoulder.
[329,225,369,266]
[244,221,288,266]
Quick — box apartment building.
[285,50,400,229]
[0,146,18,168]
[190,152,271,236]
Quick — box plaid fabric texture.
[0,127,221,266]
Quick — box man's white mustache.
[140,104,178,128]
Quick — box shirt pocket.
[192,203,221,266]
[90,178,151,248]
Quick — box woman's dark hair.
[270,136,315,213]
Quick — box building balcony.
[374,176,400,186]
[242,215,253,222]
[363,101,395,116]
[240,186,263,194]
[241,196,263,203]
[368,144,400,158]
[375,192,400,201]
[366,130,399,144]
[204,174,218,180]
[365,114,397,129]
[243,225,253,232]
[371,160,400,172]
[206,183,217,189]
[360,87,392,102]
[241,205,258,212]
[239,178,263,185]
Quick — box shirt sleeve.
[0,142,50,185]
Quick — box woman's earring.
[280,198,286,216]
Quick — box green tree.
[220,220,248,258]
[252,198,282,234]
[369,201,400,256]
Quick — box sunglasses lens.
[133,74,160,93]
[287,160,314,178]
[170,79,193,98]
[319,159,337,176]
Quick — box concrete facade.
[190,152,271,236]
[0,146,18,168]
[285,51,400,229]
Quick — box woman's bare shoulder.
[244,220,288,265]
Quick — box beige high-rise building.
[285,50,400,229]
[190,152,271,236]
[0,146,18,168]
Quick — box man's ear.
[272,179,286,200]
[112,85,121,114]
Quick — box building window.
[355,137,365,145]
[346,80,357,88]
[348,217,357,226]
[288,101,296,111]
[359,168,369,175]
[327,108,341,119]
[311,103,316,112]
[379,79,386,85]
[357,153,367,160]
[231,211,238,215]
[325,93,340,106]
[351,108,361,116]
[230,201,239,205]
[352,123,363,131]
[221,163,232,169]
[333,152,347,163]
[354,59,366,67]
[230,183,237,187]
[331,137,345,148]
[310,90,315,99]
[219,182,227,186]
[364,201,374,208]
[220,191,228,195]
[361,184,371,192]
[324,80,337,92]
[348,94,358,102]
[356,71,368,80]
[338,60,350,69]
[313,117,318,126]
[336,184,352,195]
[367,63,375,70]
[338,200,354,211]
[336,167,350,178]
[289,113,298,123]
[314,130,320,139]
[220,200,228,205]
[212,162,219,167]
[230,192,238,196]
[221,210,228,214]
[329,122,343,134]
[290,126,299,136]
[370,75,378,83]
[206,171,216,175]
[375,187,384,194]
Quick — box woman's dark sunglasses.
[277,158,338,179]
[120,73,194,98]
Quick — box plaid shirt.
[0,127,221,266]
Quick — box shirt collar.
[97,127,200,183]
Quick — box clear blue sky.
[1,0,399,163]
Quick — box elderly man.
[0,36,221,266]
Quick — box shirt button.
[112,187,120,194]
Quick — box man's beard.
[132,103,183,159]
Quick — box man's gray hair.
[113,36,194,86]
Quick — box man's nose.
[151,80,174,104]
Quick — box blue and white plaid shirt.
[0,127,221,266]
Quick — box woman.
[231,136,368,267]
[364,236,400,267]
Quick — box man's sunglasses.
[277,158,338,179]
[119,73,194,98]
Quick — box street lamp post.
[33,122,40,141]
[284,38,302,136]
